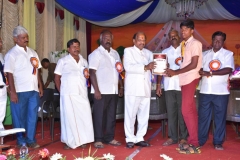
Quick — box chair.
[38,89,54,139]
[0,128,25,151]
[50,90,60,141]
[149,89,167,137]
[226,90,240,135]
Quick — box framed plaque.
[152,53,167,75]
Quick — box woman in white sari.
[54,39,94,149]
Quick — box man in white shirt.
[89,30,123,148]
[4,26,43,148]
[156,30,188,146]
[0,37,7,130]
[54,39,94,149]
[124,32,155,148]
[198,31,234,150]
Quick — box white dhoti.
[60,94,94,149]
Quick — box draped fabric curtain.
[63,9,74,49]
[55,14,64,51]
[1,0,19,54]
[35,4,44,60]
[43,0,56,59]
[56,15,63,51]
[23,0,36,49]
[75,18,87,59]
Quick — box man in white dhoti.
[124,32,155,148]
[54,39,94,149]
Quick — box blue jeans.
[10,91,39,145]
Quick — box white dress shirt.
[88,45,121,94]
[200,48,234,95]
[162,45,181,91]
[4,44,41,92]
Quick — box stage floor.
[3,120,240,160]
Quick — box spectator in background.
[198,31,234,150]
[4,26,43,148]
[41,58,56,89]
[0,37,7,130]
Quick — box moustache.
[24,41,29,43]
[106,42,111,45]
[171,38,177,41]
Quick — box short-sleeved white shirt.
[0,53,5,86]
[4,44,41,92]
[88,45,121,94]
[162,45,181,91]
[200,48,234,95]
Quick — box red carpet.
[3,120,240,160]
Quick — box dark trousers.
[181,78,199,146]
[198,94,229,146]
[92,94,118,142]
[165,90,188,142]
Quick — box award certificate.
[152,53,167,75]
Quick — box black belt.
[0,85,4,89]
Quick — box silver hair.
[13,26,28,37]
[168,29,179,37]
[99,30,113,41]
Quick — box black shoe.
[126,142,134,148]
[135,141,150,147]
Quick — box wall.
[91,20,240,66]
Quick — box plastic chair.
[38,89,54,139]
[50,90,60,141]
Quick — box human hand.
[156,87,162,97]
[10,91,18,103]
[94,90,102,100]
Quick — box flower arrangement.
[49,49,68,63]
[0,146,114,160]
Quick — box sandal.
[179,145,201,154]
[162,139,177,146]
[176,143,189,151]
[79,144,87,148]
[94,142,104,148]
[63,144,71,150]
[107,139,121,146]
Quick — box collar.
[16,44,28,52]
[99,45,113,53]
[211,47,223,53]
[184,36,194,45]
[133,45,143,52]
[170,45,181,50]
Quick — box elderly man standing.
[198,31,234,150]
[4,26,43,148]
[89,30,123,149]
[124,32,155,149]
[55,38,94,149]
[156,30,188,146]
